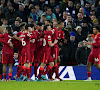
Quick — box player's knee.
[49,62,54,67]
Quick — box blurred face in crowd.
[87,34,93,41]
[78,42,83,47]
[77,12,83,20]
[15,21,20,27]
[7,1,12,6]
[14,53,18,59]
[60,22,64,29]
[67,15,72,22]
[28,27,33,33]
[41,15,46,22]
[2,19,8,25]
[79,8,84,14]
[19,4,24,11]
[53,21,58,28]
[90,10,95,15]
[76,28,82,33]
[40,0,45,2]
[8,5,14,12]
[83,40,88,48]
[35,5,40,11]
[68,1,73,7]
[70,36,75,42]
[85,3,90,10]
[93,21,99,26]
[82,22,87,27]
[63,11,68,19]
[31,8,36,13]
[55,7,60,13]
[91,15,96,21]
[52,18,57,23]
[50,0,55,4]
[47,8,52,15]
[76,3,81,10]
[28,17,33,24]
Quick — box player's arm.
[0,38,13,48]
[13,35,20,40]
[48,39,58,47]
[92,37,100,47]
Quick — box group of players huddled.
[0,20,65,81]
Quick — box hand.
[54,39,58,44]
[9,44,13,49]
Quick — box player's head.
[44,24,52,31]
[19,22,26,31]
[58,20,64,30]
[5,27,12,35]
[25,24,32,32]
[35,22,43,31]
[93,25,100,35]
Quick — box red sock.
[26,67,30,79]
[16,66,26,78]
[48,68,52,79]
[55,64,59,79]
[17,65,21,72]
[30,64,32,77]
[87,72,91,77]
[39,67,44,79]
[3,73,6,79]
[0,74,2,80]
[9,73,12,79]
[23,69,27,76]
[34,63,38,77]
[43,65,52,75]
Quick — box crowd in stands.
[0,0,100,66]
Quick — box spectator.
[86,34,93,49]
[75,3,81,16]
[74,12,83,26]
[5,5,17,25]
[12,20,20,32]
[60,31,77,66]
[16,3,28,22]
[75,26,84,44]
[54,5,63,21]
[13,53,19,66]
[75,40,91,66]
[1,18,8,33]
[35,5,43,16]
[28,16,34,24]
[60,0,68,12]
[30,6,39,23]
[78,41,83,48]
[49,0,56,12]
[41,7,56,21]
[93,19,99,26]
[95,0,100,18]
[84,2,91,17]
[0,8,5,26]
[63,11,68,21]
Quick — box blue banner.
[5,66,100,80]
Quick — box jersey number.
[22,38,26,46]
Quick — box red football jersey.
[92,33,100,53]
[20,32,30,54]
[42,34,52,52]
[58,29,65,40]
[0,33,14,54]
[52,28,58,48]
[30,31,37,51]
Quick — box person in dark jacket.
[75,40,91,66]
[60,31,77,66]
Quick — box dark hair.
[37,22,43,26]
[44,24,50,30]
[58,20,63,24]
[94,25,100,32]
[6,27,12,35]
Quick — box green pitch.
[0,80,100,90]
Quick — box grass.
[0,80,100,90]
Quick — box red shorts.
[88,51,100,64]
[34,48,43,63]
[30,49,35,63]
[2,53,13,64]
[41,51,54,64]
[21,52,30,65]
[51,47,59,60]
